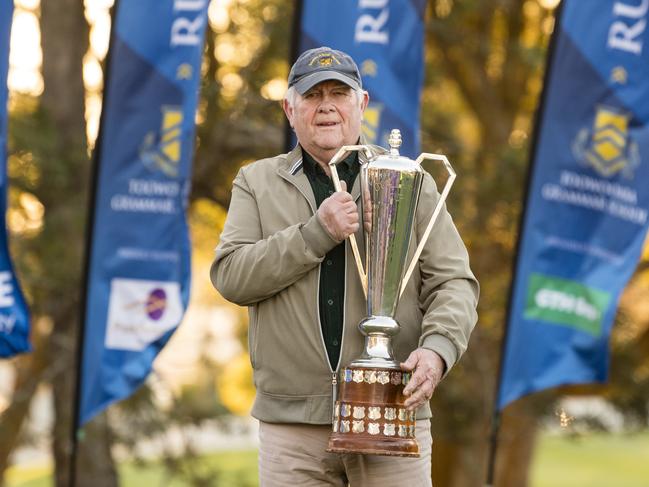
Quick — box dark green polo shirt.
[302,148,359,370]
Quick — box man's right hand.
[317,180,359,242]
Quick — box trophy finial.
[388,129,401,155]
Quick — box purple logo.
[146,288,167,320]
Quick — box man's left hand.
[401,348,445,411]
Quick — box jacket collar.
[277,144,362,203]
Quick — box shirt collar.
[301,145,358,178]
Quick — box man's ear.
[360,90,369,113]
[282,99,294,127]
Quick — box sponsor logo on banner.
[572,105,640,178]
[105,278,183,351]
[140,106,183,177]
[524,273,610,336]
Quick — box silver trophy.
[326,129,455,456]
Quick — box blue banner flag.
[498,0,649,410]
[79,0,208,424]
[0,1,30,358]
[296,0,426,157]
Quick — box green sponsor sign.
[525,273,610,336]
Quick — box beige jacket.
[211,145,479,424]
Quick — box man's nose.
[317,100,335,112]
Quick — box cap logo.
[309,53,341,67]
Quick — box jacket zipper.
[312,211,338,421]
[330,241,350,422]
[331,372,338,423]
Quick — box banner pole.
[69,1,121,484]
[484,3,565,485]
[284,0,303,154]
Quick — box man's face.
[284,80,368,164]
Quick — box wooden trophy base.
[326,366,419,457]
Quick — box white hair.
[284,85,366,108]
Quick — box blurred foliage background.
[1,0,648,486]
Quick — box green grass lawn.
[530,432,649,487]
[6,432,649,486]
[117,450,258,487]
[5,450,258,487]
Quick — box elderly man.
[211,46,478,486]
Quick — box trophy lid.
[369,129,422,173]
[388,129,402,156]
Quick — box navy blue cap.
[288,46,362,95]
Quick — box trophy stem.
[350,315,401,369]
[352,335,400,370]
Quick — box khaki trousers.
[258,419,433,487]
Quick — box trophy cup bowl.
[326,130,455,457]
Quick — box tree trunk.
[40,0,87,143]
[431,401,539,487]
[0,322,49,484]
[433,432,488,487]
[494,401,540,487]
[52,379,118,487]
[39,1,117,485]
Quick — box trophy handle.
[328,145,374,299]
[399,153,456,299]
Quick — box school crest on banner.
[573,105,640,178]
